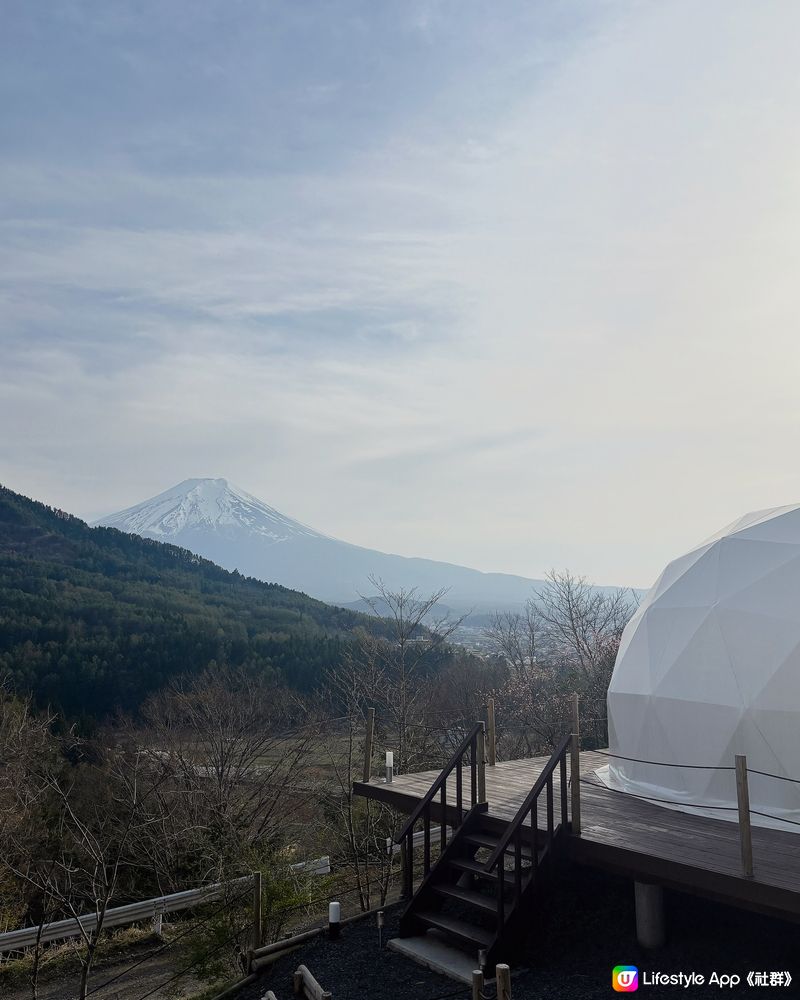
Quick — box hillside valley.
[0,485,368,716]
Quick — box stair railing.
[483,732,572,927]
[395,721,486,897]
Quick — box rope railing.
[747,768,800,786]
[594,748,800,786]
[579,776,739,811]
[749,809,800,829]
[592,749,736,771]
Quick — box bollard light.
[328,900,341,939]
[386,750,394,784]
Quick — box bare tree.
[319,582,471,910]
[537,570,635,677]
[0,689,55,849]
[135,666,321,893]
[0,689,58,999]
[360,577,466,772]
[319,673,396,911]
[485,571,637,752]
[484,603,543,675]
[7,744,166,1000]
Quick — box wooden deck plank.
[353,750,800,919]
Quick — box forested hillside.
[0,485,365,716]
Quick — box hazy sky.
[3,1,800,589]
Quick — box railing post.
[735,754,753,877]
[570,692,581,835]
[362,707,375,783]
[423,805,431,876]
[487,697,497,766]
[472,969,485,1000]
[477,723,487,804]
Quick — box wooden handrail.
[484,733,572,871]
[395,722,484,843]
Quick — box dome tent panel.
[604,503,800,832]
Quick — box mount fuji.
[94,478,550,613]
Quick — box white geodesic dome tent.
[603,503,800,832]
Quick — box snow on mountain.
[97,478,321,544]
[94,478,552,612]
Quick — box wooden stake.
[735,754,753,877]
[477,723,487,804]
[472,969,485,1000]
[487,698,497,766]
[252,871,262,953]
[363,707,375,783]
[570,692,581,836]
[294,965,331,1000]
[497,963,512,1000]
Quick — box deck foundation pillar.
[634,881,665,948]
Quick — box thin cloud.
[2,1,800,588]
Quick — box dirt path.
[5,947,206,1000]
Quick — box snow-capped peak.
[94,478,322,543]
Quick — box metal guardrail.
[291,855,331,877]
[0,877,251,953]
[385,827,448,856]
[0,856,331,954]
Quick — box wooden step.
[463,830,535,859]
[414,910,494,949]
[432,882,511,916]
[462,831,501,850]
[448,857,516,883]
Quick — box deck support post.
[634,881,665,949]
[570,692,581,835]
[472,969,485,1000]
[487,698,497,766]
[477,723,487,804]
[363,707,375,783]
[735,754,754,877]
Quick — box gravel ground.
[243,864,800,1000]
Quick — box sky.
[3,1,800,589]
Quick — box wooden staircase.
[393,731,573,974]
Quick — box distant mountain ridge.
[95,477,621,613]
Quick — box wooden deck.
[353,751,800,921]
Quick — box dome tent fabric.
[602,503,800,833]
